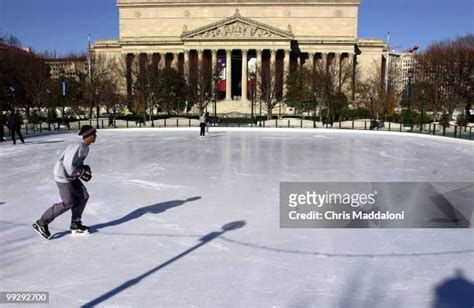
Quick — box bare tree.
[355,60,400,120]
[88,53,121,118]
[285,56,356,122]
[8,51,50,119]
[187,58,213,114]
[258,64,281,119]
[284,67,314,115]
[415,35,474,120]
[156,67,187,115]
[0,33,21,48]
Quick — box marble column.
[132,53,139,84]
[184,50,190,82]
[270,49,277,90]
[283,49,291,97]
[225,49,232,101]
[256,49,263,100]
[322,53,328,72]
[211,49,218,74]
[308,52,315,71]
[159,52,166,69]
[335,52,342,90]
[146,53,153,66]
[241,49,248,100]
[211,49,218,98]
[171,52,179,70]
[197,49,203,74]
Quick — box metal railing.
[3,118,473,141]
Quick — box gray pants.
[40,179,89,225]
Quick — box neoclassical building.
[93,0,386,114]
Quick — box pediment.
[181,10,294,41]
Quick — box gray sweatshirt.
[53,141,89,183]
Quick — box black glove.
[75,165,92,182]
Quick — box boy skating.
[33,125,97,239]
[199,113,206,138]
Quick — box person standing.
[108,112,114,127]
[199,113,206,138]
[0,111,6,142]
[5,110,24,144]
[32,125,97,239]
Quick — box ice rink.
[1,128,473,307]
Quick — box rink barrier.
[2,118,473,141]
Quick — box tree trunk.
[432,93,438,122]
[25,106,30,121]
[267,107,273,120]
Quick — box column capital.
[226,49,233,54]
[183,49,190,55]
[241,49,248,56]
[196,49,204,55]
[211,49,218,54]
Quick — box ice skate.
[70,221,91,235]
[32,220,51,240]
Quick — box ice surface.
[1,128,473,307]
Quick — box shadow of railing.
[81,220,246,308]
[219,236,474,258]
[28,140,64,145]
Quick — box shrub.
[456,114,469,126]
[345,107,371,119]
[439,114,451,127]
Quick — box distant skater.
[108,113,114,127]
[199,113,206,138]
[5,110,24,144]
[32,125,97,239]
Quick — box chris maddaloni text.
[289,210,406,220]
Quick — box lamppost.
[407,68,414,127]
[59,69,66,125]
[370,96,374,121]
[213,72,220,123]
[326,96,330,128]
[95,88,100,129]
[8,86,15,111]
[249,72,256,125]
[420,87,425,132]
[313,92,318,128]
[46,89,51,130]
[369,96,376,130]
[150,93,155,127]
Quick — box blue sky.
[0,0,472,56]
